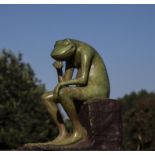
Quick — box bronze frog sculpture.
[41,39,110,145]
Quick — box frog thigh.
[59,86,91,101]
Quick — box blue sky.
[0,4,155,98]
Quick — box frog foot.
[50,127,87,146]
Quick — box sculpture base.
[20,99,122,150]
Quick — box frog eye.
[64,39,71,46]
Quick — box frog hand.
[52,61,63,70]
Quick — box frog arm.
[54,60,74,97]
[53,61,64,82]
[56,68,64,82]
[59,49,94,87]
[55,60,74,83]
[63,61,74,81]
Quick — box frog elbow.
[79,76,88,86]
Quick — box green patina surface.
[26,39,110,146]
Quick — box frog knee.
[41,93,51,102]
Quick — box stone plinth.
[78,98,122,150]
[20,99,122,150]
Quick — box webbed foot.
[23,131,69,147]
[50,127,87,146]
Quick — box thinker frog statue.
[30,38,110,146]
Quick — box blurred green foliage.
[119,90,155,150]
[0,50,58,150]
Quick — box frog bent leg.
[24,91,70,147]
[52,86,95,145]
[40,91,71,144]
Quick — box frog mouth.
[51,45,74,60]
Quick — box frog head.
[51,39,76,61]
